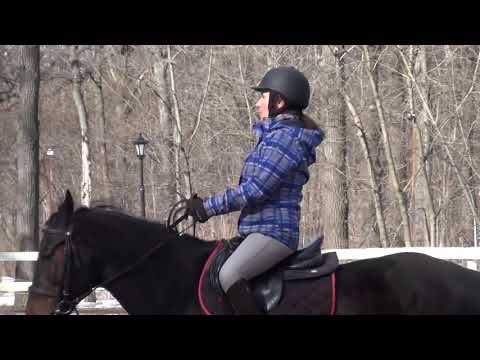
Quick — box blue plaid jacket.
[203,113,324,250]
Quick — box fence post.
[466,260,478,271]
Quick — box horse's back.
[335,252,480,314]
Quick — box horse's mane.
[71,205,209,246]
[73,205,172,233]
[68,204,247,261]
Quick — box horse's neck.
[171,235,218,314]
[103,232,216,315]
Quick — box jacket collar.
[252,113,301,138]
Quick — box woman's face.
[255,92,270,120]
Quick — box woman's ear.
[274,94,286,110]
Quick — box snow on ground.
[0,276,122,308]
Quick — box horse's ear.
[64,190,74,218]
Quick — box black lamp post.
[133,133,148,217]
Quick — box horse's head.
[26,190,215,315]
[26,190,99,315]
[25,190,73,314]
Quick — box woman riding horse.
[185,66,325,314]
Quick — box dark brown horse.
[26,191,480,315]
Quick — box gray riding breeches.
[219,232,295,292]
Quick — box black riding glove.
[185,194,210,223]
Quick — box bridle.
[29,200,195,315]
[30,224,170,315]
[28,225,88,315]
[27,226,76,314]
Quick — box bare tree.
[363,45,412,246]
[70,45,92,207]
[453,46,480,246]
[398,46,480,239]
[89,46,112,202]
[5,44,480,282]
[151,46,175,218]
[320,46,349,248]
[344,91,389,247]
[404,45,437,246]
[70,45,95,302]
[14,45,40,288]
[166,45,188,202]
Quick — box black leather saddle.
[207,235,339,312]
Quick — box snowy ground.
[0,276,125,313]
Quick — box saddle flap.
[251,270,283,313]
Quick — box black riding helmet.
[252,66,310,110]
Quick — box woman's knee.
[219,263,242,293]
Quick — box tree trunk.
[455,46,480,246]
[166,45,190,201]
[439,160,450,247]
[398,46,480,233]
[321,46,349,249]
[363,45,412,247]
[70,46,92,207]
[473,100,480,246]
[91,48,112,202]
[381,46,409,245]
[111,46,133,124]
[237,47,253,129]
[153,47,175,219]
[70,45,95,302]
[349,47,384,248]
[408,45,437,246]
[14,46,40,291]
[344,92,389,247]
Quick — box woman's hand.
[185,194,210,223]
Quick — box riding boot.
[226,279,264,315]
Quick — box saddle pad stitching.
[330,272,336,315]
[198,241,224,315]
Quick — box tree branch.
[189,47,214,145]
[455,49,480,113]
[397,45,480,224]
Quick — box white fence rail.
[0,247,479,293]
[325,247,480,272]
